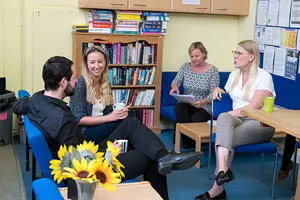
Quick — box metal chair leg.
[271,149,278,200]
[26,134,30,171]
[32,153,36,200]
[292,143,298,192]
[259,153,264,182]
[208,111,214,180]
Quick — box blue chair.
[208,94,278,200]
[24,114,137,199]
[17,90,31,172]
[32,178,64,200]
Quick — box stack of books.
[141,12,170,35]
[72,24,89,32]
[88,9,113,33]
[114,10,142,34]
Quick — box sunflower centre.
[78,171,89,178]
[96,171,107,183]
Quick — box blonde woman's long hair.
[82,45,113,105]
[229,40,259,100]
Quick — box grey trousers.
[215,113,275,173]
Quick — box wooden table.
[242,109,300,199]
[175,122,214,168]
[59,181,162,200]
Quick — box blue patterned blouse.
[172,62,220,114]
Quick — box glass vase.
[75,180,97,200]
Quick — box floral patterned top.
[172,62,220,114]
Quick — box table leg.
[175,125,181,153]
[195,136,201,168]
[295,164,300,200]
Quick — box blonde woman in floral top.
[169,41,220,148]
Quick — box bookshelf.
[72,32,164,133]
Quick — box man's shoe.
[157,151,201,175]
[278,161,293,181]
[194,190,226,200]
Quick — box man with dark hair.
[13,56,201,200]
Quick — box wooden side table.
[59,181,162,200]
[175,122,213,168]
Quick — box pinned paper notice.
[182,0,200,5]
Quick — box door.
[211,0,234,15]
[172,0,211,14]
[128,0,172,11]
[78,0,128,10]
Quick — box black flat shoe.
[215,169,235,186]
[157,151,201,175]
[194,190,227,200]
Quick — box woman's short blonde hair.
[188,41,208,60]
[82,45,113,105]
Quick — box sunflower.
[77,141,104,161]
[49,145,73,184]
[105,141,125,177]
[63,158,95,183]
[91,159,121,192]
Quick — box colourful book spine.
[143,12,170,17]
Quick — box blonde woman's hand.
[213,87,225,100]
[169,87,179,95]
[109,109,127,121]
[113,140,122,150]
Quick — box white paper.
[257,0,269,25]
[171,94,196,104]
[278,0,292,27]
[182,0,200,5]
[273,47,287,76]
[296,30,300,50]
[263,46,276,73]
[267,0,280,26]
[255,26,266,44]
[259,44,265,52]
[290,0,300,28]
[273,27,283,46]
[264,27,274,45]
[285,49,298,80]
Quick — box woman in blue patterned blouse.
[169,41,220,148]
[70,45,129,143]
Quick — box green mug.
[264,96,275,113]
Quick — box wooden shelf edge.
[149,126,161,134]
[111,85,155,88]
[73,32,165,37]
[129,106,155,109]
[108,64,156,67]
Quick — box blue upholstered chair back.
[18,90,30,98]
[24,115,64,186]
[32,178,64,200]
[212,93,233,119]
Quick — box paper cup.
[114,102,126,110]
[116,139,128,154]
[264,96,275,113]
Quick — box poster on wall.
[278,0,292,27]
[267,0,280,26]
[285,49,298,80]
[257,0,269,25]
[290,0,300,28]
[263,45,275,73]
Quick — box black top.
[13,91,106,158]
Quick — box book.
[143,12,170,17]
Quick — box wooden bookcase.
[72,33,164,133]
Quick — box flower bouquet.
[49,141,125,200]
